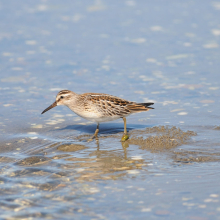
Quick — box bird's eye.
[60,96,64,99]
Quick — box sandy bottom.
[0,125,219,219]
[1,125,218,183]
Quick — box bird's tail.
[127,102,154,112]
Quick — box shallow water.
[1,0,220,219]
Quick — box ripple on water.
[57,144,86,152]
[16,156,51,166]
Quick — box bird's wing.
[127,102,154,112]
[82,93,132,117]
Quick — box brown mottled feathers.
[80,93,154,117]
[127,103,154,111]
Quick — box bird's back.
[71,93,154,122]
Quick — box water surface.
[0,0,220,219]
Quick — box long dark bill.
[41,101,57,114]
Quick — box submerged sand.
[1,125,219,183]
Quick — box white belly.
[84,115,122,123]
[76,112,122,123]
[68,106,129,123]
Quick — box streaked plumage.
[41,90,154,140]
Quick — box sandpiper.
[41,90,154,141]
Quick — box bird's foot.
[121,133,129,142]
[87,135,98,142]
[87,128,99,142]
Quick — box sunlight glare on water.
[0,0,220,219]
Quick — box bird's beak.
[41,101,57,114]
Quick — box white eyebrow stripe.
[60,94,69,96]
[59,93,70,97]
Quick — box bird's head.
[41,90,73,114]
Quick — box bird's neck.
[65,92,81,111]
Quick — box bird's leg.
[88,123,99,142]
[94,123,99,137]
[123,117,127,134]
[121,117,129,141]
[93,123,99,138]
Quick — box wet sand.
[1,0,220,219]
[1,125,218,184]
[0,124,220,219]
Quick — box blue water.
[0,0,220,219]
